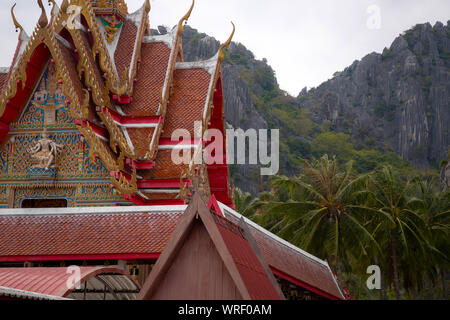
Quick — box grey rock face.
[298,21,450,167]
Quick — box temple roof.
[139,194,284,300]
[0,0,233,207]
[0,205,184,259]
[0,200,345,300]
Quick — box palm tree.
[233,187,276,218]
[233,187,254,217]
[368,166,431,299]
[410,177,450,298]
[256,155,380,286]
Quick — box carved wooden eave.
[122,1,150,98]
[144,0,195,162]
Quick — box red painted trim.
[270,267,343,300]
[159,137,202,146]
[75,119,108,138]
[204,76,233,206]
[0,253,161,263]
[137,178,191,189]
[102,106,162,125]
[208,194,224,217]
[112,95,132,104]
[127,193,186,206]
[125,158,155,170]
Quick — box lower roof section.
[0,285,69,300]
[0,206,185,259]
[0,267,140,300]
[0,203,344,300]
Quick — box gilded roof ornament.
[11,4,24,36]
[177,0,195,36]
[219,22,235,62]
[60,0,69,13]
[37,0,48,28]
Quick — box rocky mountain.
[152,21,449,194]
[298,21,450,168]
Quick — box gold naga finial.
[177,0,195,36]
[11,3,24,36]
[144,0,151,14]
[219,22,235,62]
[60,0,69,13]
[37,0,48,28]
[47,0,57,15]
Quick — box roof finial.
[37,0,48,28]
[145,0,151,14]
[177,0,195,36]
[11,4,24,36]
[47,0,57,16]
[219,22,235,62]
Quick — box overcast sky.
[0,0,448,95]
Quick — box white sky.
[0,0,448,95]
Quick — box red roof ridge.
[217,201,329,266]
[138,193,284,300]
[217,201,346,300]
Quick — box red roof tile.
[162,68,211,139]
[221,206,345,300]
[214,214,282,300]
[127,127,154,158]
[125,42,171,117]
[0,202,343,299]
[140,149,191,179]
[0,211,182,258]
[114,20,138,80]
[0,73,8,91]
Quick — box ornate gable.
[0,0,233,208]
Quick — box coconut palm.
[410,177,450,298]
[368,166,432,299]
[256,155,381,286]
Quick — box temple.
[0,0,345,300]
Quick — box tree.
[256,155,380,286]
[410,177,450,298]
[311,132,355,162]
[368,166,431,299]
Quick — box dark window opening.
[21,198,68,208]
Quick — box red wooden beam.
[75,119,108,138]
[125,158,155,170]
[112,95,132,104]
[159,137,202,146]
[126,193,186,206]
[101,106,162,126]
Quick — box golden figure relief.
[28,128,64,170]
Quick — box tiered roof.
[0,200,345,300]
[0,0,233,207]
